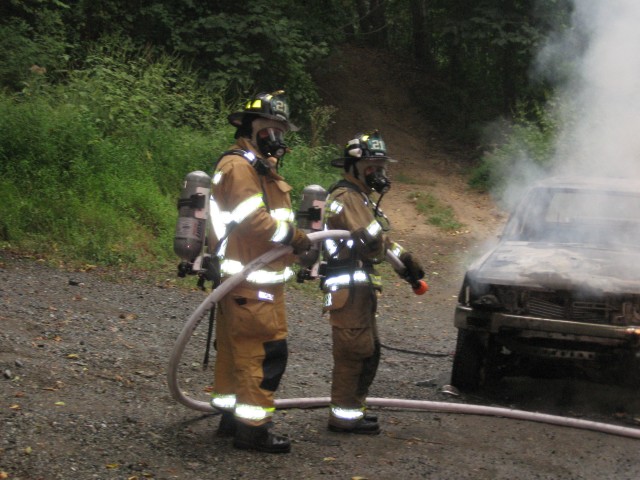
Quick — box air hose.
[167,230,640,440]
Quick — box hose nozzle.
[412,279,429,295]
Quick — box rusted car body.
[451,177,640,390]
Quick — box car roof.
[531,176,640,193]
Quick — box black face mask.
[365,167,391,194]
[256,127,287,159]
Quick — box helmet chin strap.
[352,162,361,179]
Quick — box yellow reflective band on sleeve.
[330,405,365,421]
[211,393,236,411]
[324,238,339,256]
[390,243,405,257]
[231,193,265,224]
[366,219,382,237]
[271,207,295,222]
[235,403,275,422]
[326,200,343,215]
[270,220,291,243]
[209,196,227,240]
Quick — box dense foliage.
[0,45,339,268]
[0,0,574,266]
[2,0,572,130]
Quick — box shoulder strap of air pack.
[208,149,257,255]
[214,148,256,169]
[327,178,360,195]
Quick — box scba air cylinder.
[296,184,327,268]
[174,171,211,262]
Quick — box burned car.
[451,177,640,391]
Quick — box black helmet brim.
[228,111,299,132]
[330,156,397,168]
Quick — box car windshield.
[503,186,640,247]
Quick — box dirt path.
[314,44,506,307]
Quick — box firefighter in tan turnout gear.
[322,130,425,434]
[208,91,311,453]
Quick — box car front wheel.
[451,329,487,391]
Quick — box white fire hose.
[167,229,640,440]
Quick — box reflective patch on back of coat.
[258,290,275,303]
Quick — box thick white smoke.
[539,0,640,177]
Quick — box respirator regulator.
[257,127,287,159]
[364,165,391,194]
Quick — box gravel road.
[2,240,640,480]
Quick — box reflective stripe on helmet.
[330,405,365,421]
[211,393,236,411]
[235,403,275,422]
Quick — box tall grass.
[0,44,339,271]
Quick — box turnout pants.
[213,289,288,425]
[329,286,380,410]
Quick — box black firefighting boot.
[328,415,381,435]
[215,412,237,438]
[233,421,291,454]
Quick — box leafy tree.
[0,0,71,90]
[60,1,333,121]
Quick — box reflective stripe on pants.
[329,286,380,413]
[213,290,288,424]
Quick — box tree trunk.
[356,0,371,35]
[411,0,435,70]
[369,0,388,47]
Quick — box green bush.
[469,101,557,196]
[0,42,342,270]
[0,44,231,268]
[0,14,68,91]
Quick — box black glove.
[285,227,312,254]
[200,255,221,285]
[400,252,425,282]
[352,227,383,255]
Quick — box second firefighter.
[322,130,425,434]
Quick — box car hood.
[467,241,640,294]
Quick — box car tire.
[450,329,485,391]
